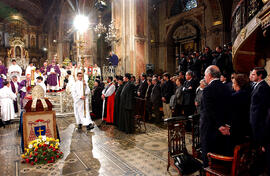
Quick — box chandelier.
[94,13,107,37]
[105,20,119,44]
[94,0,107,37]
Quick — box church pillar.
[113,0,149,76]
[57,42,63,64]
[265,58,270,85]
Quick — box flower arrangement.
[21,136,63,165]
[88,73,96,90]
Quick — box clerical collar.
[209,78,219,85]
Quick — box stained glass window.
[183,0,197,11]
[170,0,198,17]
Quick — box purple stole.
[10,81,19,113]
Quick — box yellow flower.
[56,139,59,142]
[50,144,53,147]
[55,146,58,149]
[38,136,42,139]
[21,154,25,158]
[26,149,29,153]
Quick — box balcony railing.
[231,0,264,42]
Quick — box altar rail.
[102,66,123,80]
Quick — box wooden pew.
[134,97,146,132]
[188,114,201,159]
[204,142,258,176]
[165,116,202,175]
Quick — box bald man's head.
[204,65,221,84]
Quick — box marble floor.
[0,116,196,176]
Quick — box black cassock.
[91,86,103,119]
[113,83,125,127]
[118,81,135,133]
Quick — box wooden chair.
[205,142,257,176]
[134,97,146,132]
[166,116,187,175]
[188,114,201,159]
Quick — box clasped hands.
[101,95,105,100]
[218,125,230,136]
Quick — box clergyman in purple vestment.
[46,62,61,91]
[0,60,7,76]
[10,76,19,113]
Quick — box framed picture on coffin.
[23,111,57,149]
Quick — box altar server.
[72,72,94,130]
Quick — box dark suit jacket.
[231,89,251,146]
[250,80,270,145]
[137,80,148,98]
[182,79,197,106]
[200,80,232,164]
[161,80,174,104]
[151,83,162,107]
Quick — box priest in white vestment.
[8,59,22,81]
[93,64,101,77]
[0,81,17,123]
[66,70,75,93]
[72,72,94,130]
[25,63,36,76]
[59,65,67,90]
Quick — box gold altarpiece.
[7,36,29,69]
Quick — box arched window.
[170,0,198,17]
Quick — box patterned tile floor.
[0,116,197,176]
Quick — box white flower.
[42,135,47,142]
[37,139,42,143]
[45,141,49,145]
[56,142,60,146]
[28,144,33,149]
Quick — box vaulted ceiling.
[0,0,55,25]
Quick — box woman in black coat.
[231,74,252,146]
[91,80,103,119]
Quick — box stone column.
[112,0,149,76]
[265,58,270,85]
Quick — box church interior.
[0,0,270,175]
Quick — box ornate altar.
[7,37,29,69]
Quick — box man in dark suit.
[250,67,270,173]
[200,65,232,167]
[151,78,162,122]
[137,73,148,98]
[161,73,174,119]
[182,70,197,116]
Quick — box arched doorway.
[167,20,201,73]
